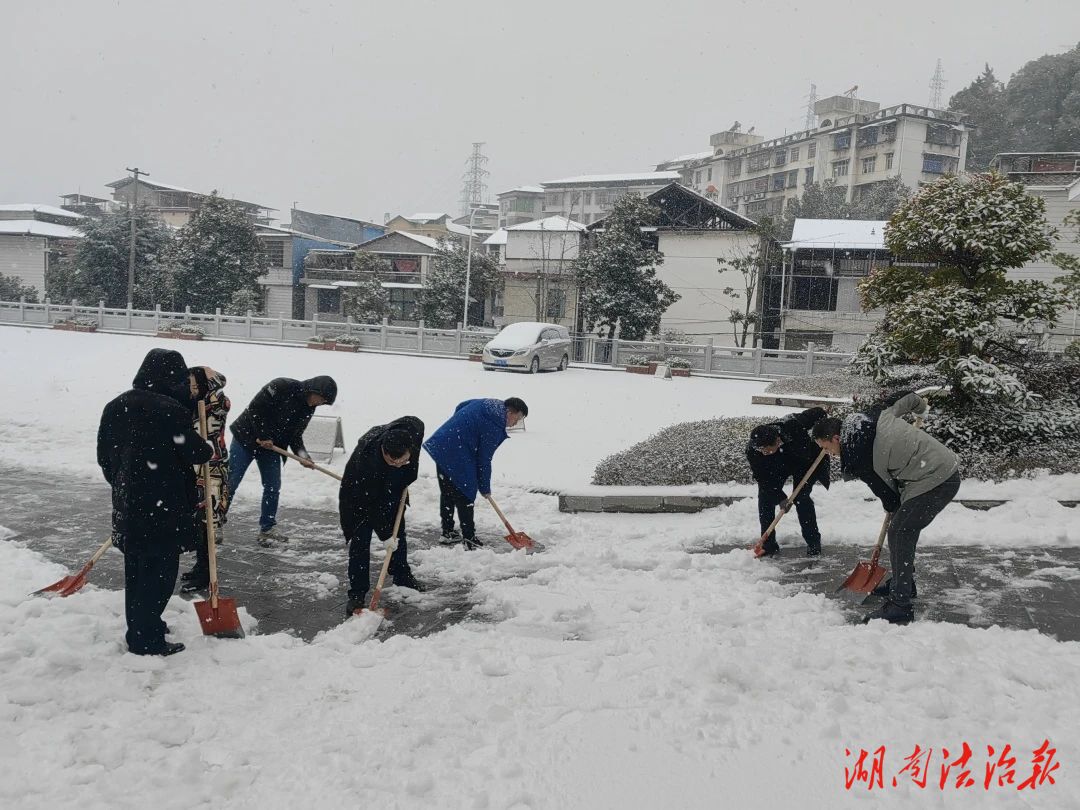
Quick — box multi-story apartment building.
[537,172,681,225]
[496,186,545,228]
[676,95,970,220]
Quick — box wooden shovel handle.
[484,495,515,535]
[755,448,829,549]
[88,536,114,568]
[268,444,343,481]
[369,488,409,611]
[198,401,221,610]
[868,513,892,567]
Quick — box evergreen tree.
[855,173,1071,452]
[948,64,1008,171]
[573,195,677,340]
[51,205,174,307]
[850,175,912,221]
[1004,42,1080,153]
[341,251,392,322]
[171,193,266,313]
[0,274,38,302]
[418,242,501,328]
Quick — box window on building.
[804,167,815,184]
[258,240,285,267]
[511,198,535,213]
[727,183,740,200]
[731,158,742,177]
[694,170,702,185]
[857,127,878,148]
[316,288,341,314]
[583,192,592,205]
[832,160,850,178]
[774,151,787,167]
[706,167,712,181]
[789,275,839,312]
[388,288,419,322]
[885,152,894,170]
[390,257,419,274]
[787,170,798,188]
[752,177,769,193]
[790,147,800,162]
[772,174,787,191]
[861,156,877,174]
[833,132,851,150]
[746,200,766,217]
[925,124,961,147]
[544,193,563,209]
[880,123,898,142]
[922,154,958,174]
[545,288,567,320]
[748,153,770,172]
[808,143,817,159]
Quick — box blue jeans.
[228,440,282,532]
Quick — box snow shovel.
[364,489,409,616]
[835,513,892,603]
[269,444,342,481]
[484,495,536,551]
[753,448,829,558]
[194,401,245,639]
[33,536,113,597]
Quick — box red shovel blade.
[194,597,245,639]
[837,560,888,594]
[505,531,535,551]
[33,563,93,597]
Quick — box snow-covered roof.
[497,185,545,196]
[381,282,424,289]
[542,171,682,186]
[484,229,508,246]
[0,220,83,238]
[255,224,355,246]
[506,216,587,232]
[784,219,888,250]
[664,150,713,164]
[446,221,481,238]
[0,204,84,220]
[105,177,197,193]
[403,212,450,223]
[363,230,442,251]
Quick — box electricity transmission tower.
[460,142,490,217]
[929,59,947,108]
[804,82,818,130]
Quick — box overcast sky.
[4,1,1078,224]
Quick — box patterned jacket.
[190,366,231,529]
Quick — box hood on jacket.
[189,366,226,401]
[302,375,337,405]
[133,348,190,404]
[360,416,424,456]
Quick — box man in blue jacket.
[423,397,528,549]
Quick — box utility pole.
[125,166,148,305]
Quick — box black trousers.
[437,467,475,539]
[887,472,961,607]
[347,518,410,601]
[123,551,179,654]
[758,482,821,547]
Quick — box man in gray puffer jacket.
[811,392,961,625]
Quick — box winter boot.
[159,642,186,656]
[757,538,780,558]
[345,593,367,618]
[392,569,427,592]
[871,577,917,599]
[806,542,822,557]
[463,535,485,551]
[180,575,210,595]
[862,600,914,626]
[258,527,289,547]
[439,529,463,546]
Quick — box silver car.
[482,321,572,373]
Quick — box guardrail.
[0,297,862,378]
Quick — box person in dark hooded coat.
[746,407,831,557]
[228,375,337,545]
[339,416,425,616]
[97,348,212,656]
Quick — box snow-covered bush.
[667,357,692,369]
[1066,340,1080,361]
[331,334,363,346]
[626,354,650,366]
[158,320,206,336]
[765,366,944,402]
[468,341,488,355]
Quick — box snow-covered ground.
[1,327,1078,809]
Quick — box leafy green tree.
[0,274,38,302]
[51,205,174,307]
[340,252,391,322]
[419,242,501,328]
[171,193,266,313]
[850,175,912,221]
[574,195,677,340]
[1004,42,1080,153]
[1053,210,1080,310]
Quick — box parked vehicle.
[482,321,571,373]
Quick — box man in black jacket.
[339,416,426,617]
[97,348,212,656]
[228,375,337,545]
[746,407,830,557]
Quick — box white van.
[482,321,572,373]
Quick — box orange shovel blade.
[194,597,245,638]
[838,560,888,594]
[34,564,92,597]
[505,531,535,551]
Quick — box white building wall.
[0,235,47,296]
[655,230,758,347]
[504,230,581,263]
